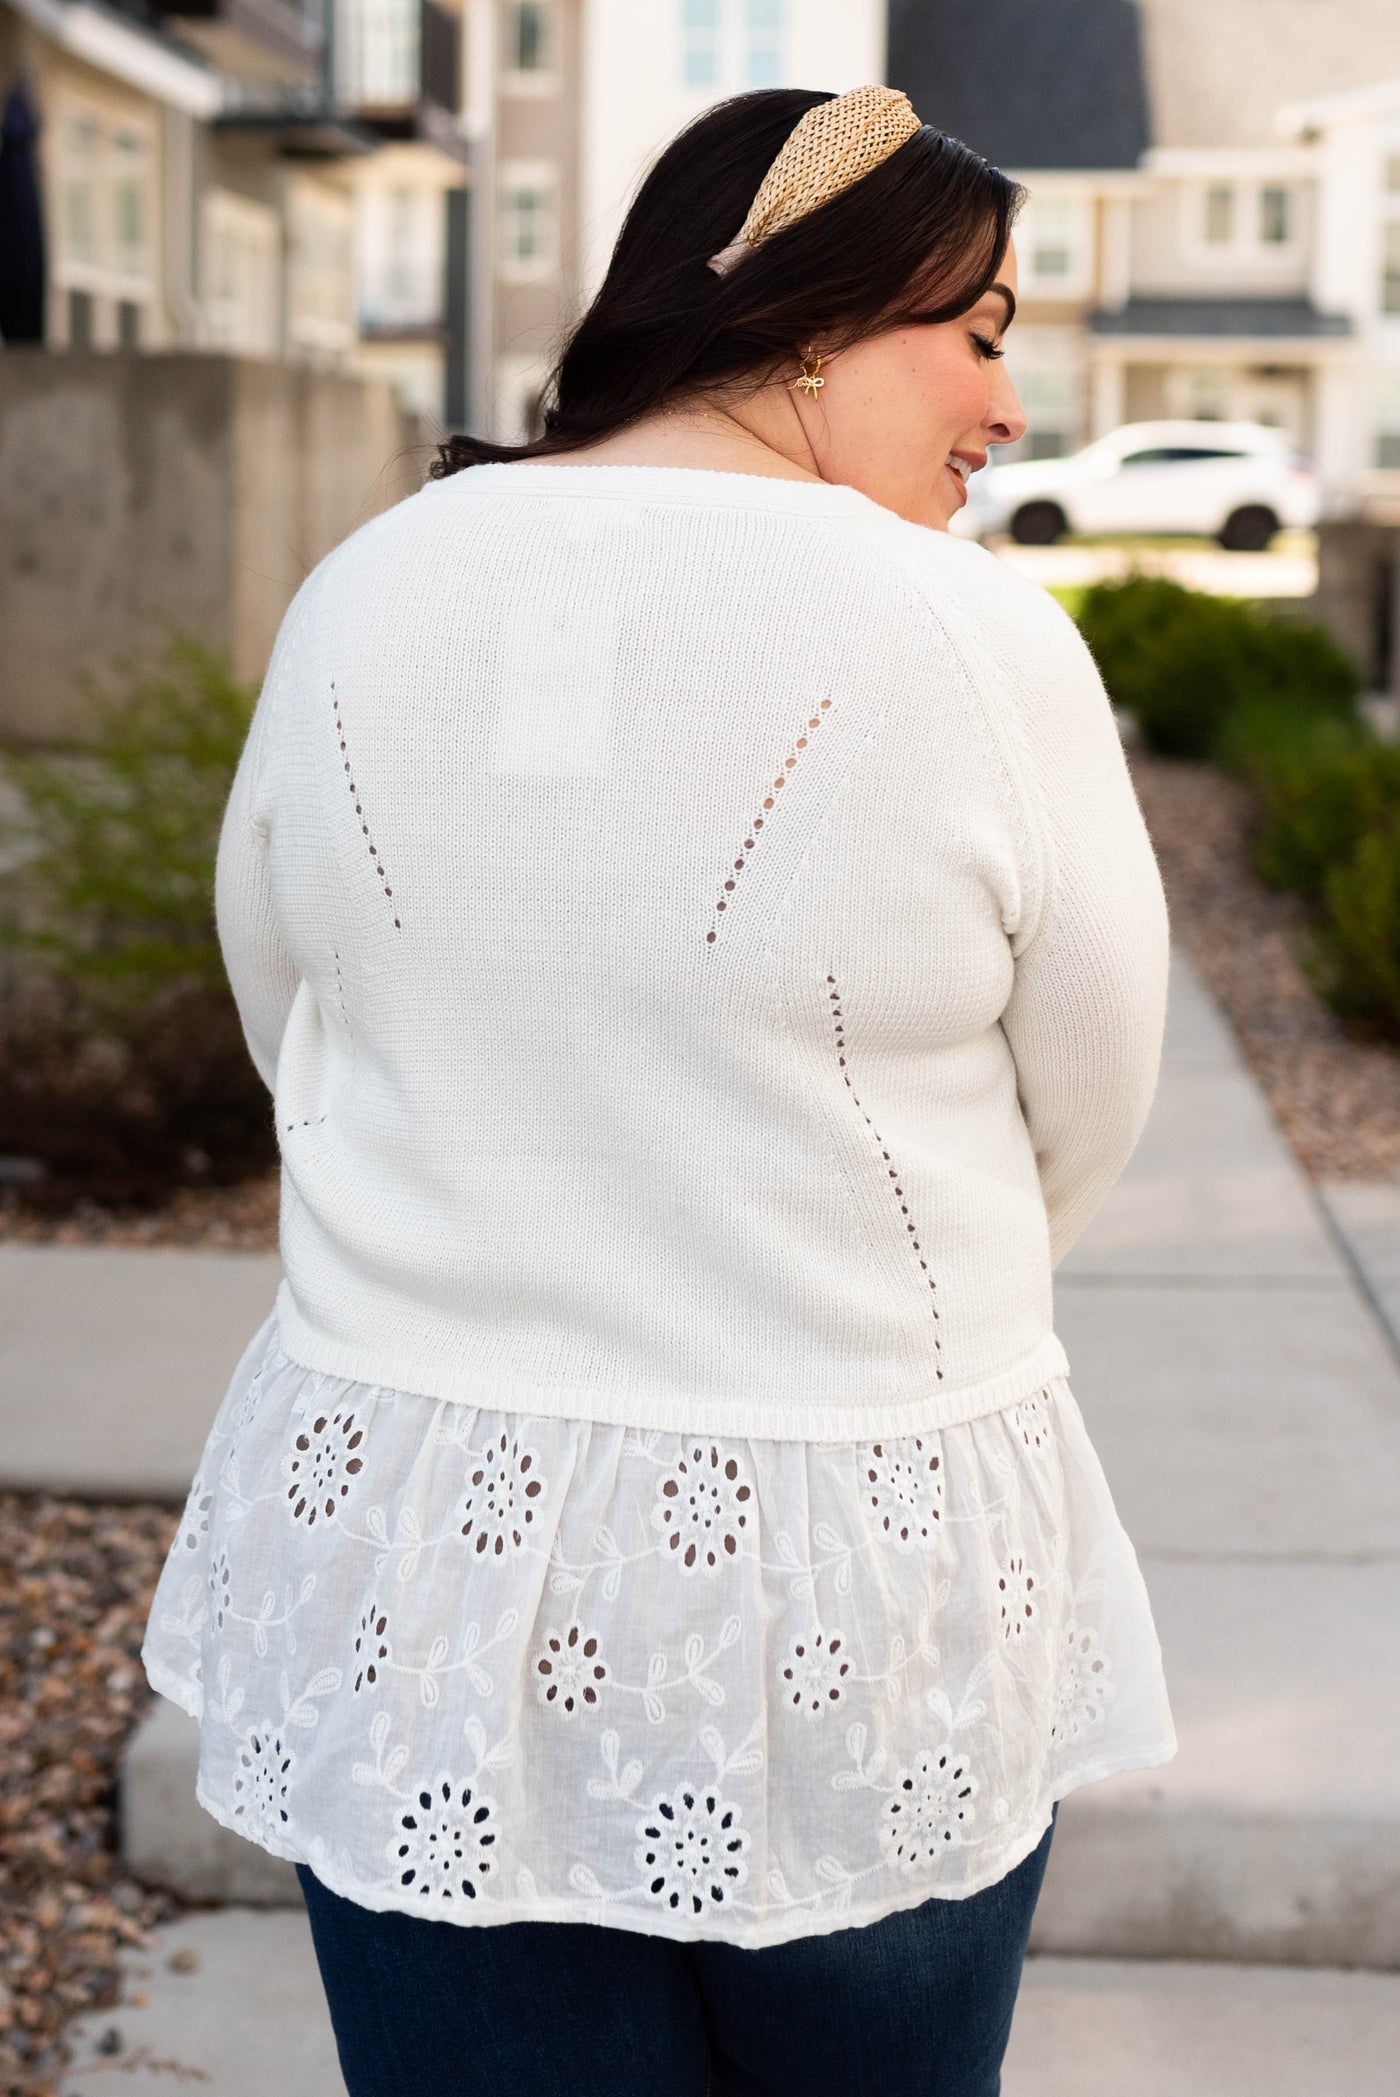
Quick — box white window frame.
[1381,142,1400,320]
[743,0,785,90]
[676,0,787,96]
[1375,369,1400,469]
[498,159,559,283]
[679,0,722,90]
[1181,178,1303,266]
[201,187,281,356]
[285,179,357,359]
[1016,192,1093,299]
[50,95,157,347]
[342,0,419,111]
[502,0,560,98]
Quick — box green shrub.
[1076,574,1360,759]
[1214,699,1400,906]
[1303,814,1400,1038]
[0,639,277,1206]
[0,637,253,1026]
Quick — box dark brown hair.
[431,88,1025,477]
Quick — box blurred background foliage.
[1076,575,1399,1040]
[0,641,277,1210]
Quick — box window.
[1259,186,1291,245]
[1018,196,1089,294]
[1028,198,1074,279]
[500,164,557,279]
[1376,373,1400,467]
[1203,185,1233,243]
[509,1,548,70]
[54,103,154,349]
[681,0,720,88]
[387,187,419,305]
[1015,361,1078,460]
[61,115,100,268]
[745,0,784,88]
[344,0,419,108]
[112,131,148,278]
[1186,365,1232,419]
[67,287,94,349]
[203,188,280,355]
[286,182,356,357]
[1383,222,1400,315]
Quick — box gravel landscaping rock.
[0,1493,188,2097]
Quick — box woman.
[141,85,1176,2096]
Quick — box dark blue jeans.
[295,1801,1057,2097]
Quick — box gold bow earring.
[790,346,825,397]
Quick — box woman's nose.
[985,369,1028,448]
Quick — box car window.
[1117,448,1174,465]
[1162,446,1248,462]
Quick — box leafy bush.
[1215,699,1400,907]
[0,639,277,1207]
[1190,691,1400,1042]
[1,638,252,1020]
[1076,575,1361,759]
[1306,815,1400,1038]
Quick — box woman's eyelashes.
[970,331,1005,360]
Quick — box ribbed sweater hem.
[272,1280,1072,1440]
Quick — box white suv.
[952,419,1318,550]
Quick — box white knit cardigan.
[215,462,1170,1441]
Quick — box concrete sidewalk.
[56,1905,1400,2097]
[6,941,1399,1970]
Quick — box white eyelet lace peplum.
[141,1313,1176,1948]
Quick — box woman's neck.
[535,390,826,485]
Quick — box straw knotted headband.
[707,84,924,276]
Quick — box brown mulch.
[1126,743,1400,1184]
[0,1176,277,1251]
[0,1492,188,2097]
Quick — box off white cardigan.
[215,462,1169,1439]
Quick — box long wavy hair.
[431,88,1025,476]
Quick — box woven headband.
[707,85,923,277]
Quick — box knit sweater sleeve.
[213,583,314,1096]
[939,556,1171,1269]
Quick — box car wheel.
[1008,501,1067,546]
[1218,505,1280,553]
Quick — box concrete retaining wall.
[0,351,432,743]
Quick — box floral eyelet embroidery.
[459,1431,547,1556]
[352,1597,391,1693]
[779,1626,850,1716]
[391,1774,498,1901]
[636,1783,751,1912]
[1015,1388,1053,1453]
[1049,1621,1115,1744]
[998,1554,1038,1640]
[231,1721,294,1833]
[535,1622,609,1715]
[882,1743,977,1865]
[827,977,941,1369]
[652,1442,755,1573]
[863,1438,943,1548]
[332,679,400,930]
[705,700,833,943]
[281,1407,367,1527]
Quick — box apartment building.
[0,0,380,360]
[469,0,886,444]
[889,0,1399,505]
